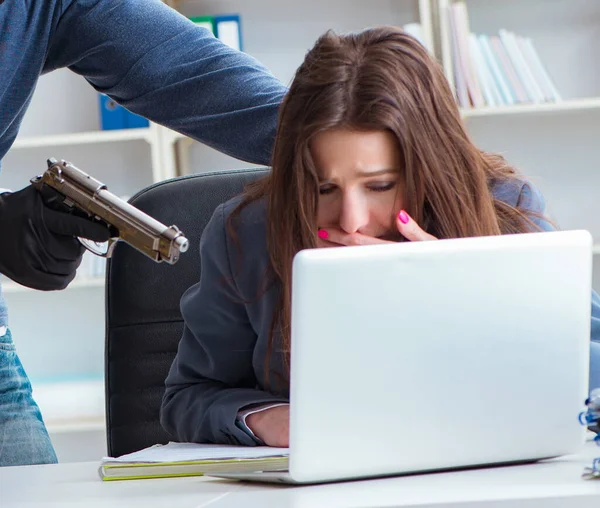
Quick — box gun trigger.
[79,238,109,258]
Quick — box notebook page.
[102,442,289,464]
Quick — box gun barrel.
[175,235,189,253]
[95,188,188,264]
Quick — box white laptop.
[212,230,592,484]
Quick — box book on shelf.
[488,35,529,103]
[518,36,562,102]
[447,7,469,107]
[98,94,149,131]
[451,1,484,108]
[99,442,289,481]
[444,0,561,109]
[190,15,215,34]
[190,14,242,51]
[476,34,512,106]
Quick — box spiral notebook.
[98,442,289,481]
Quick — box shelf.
[11,128,152,150]
[1,276,105,294]
[460,97,600,119]
[32,378,105,434]
[46,417,106,434]
[163,128,189,145]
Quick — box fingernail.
[398,210,409,224]
[318,229,329,239]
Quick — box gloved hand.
[0,185,111,290]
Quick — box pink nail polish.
[398,210,409,224]
[318,229,329,239]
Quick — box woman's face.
[312,128,405,242]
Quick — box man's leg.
[0,328,57,466]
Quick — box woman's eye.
[368,182,396,192]
[319,185,336,195]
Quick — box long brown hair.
[229,26,543,381]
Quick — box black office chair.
[105,167,268,457]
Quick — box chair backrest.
[105,168,268,457]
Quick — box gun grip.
[35,182,119,238]
[36,182,70,211]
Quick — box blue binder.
[125,110,150,129]
[99,94,149,130]
[99,94,125,130]
[214,14,242,51]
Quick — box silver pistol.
[31,158,189,264]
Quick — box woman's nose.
[338,196,369,234]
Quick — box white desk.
[2,443,600,508]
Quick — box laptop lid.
[288,230,592,483]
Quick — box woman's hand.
[245,405,290,447]
[317,210,437,247]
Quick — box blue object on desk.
[579,388,600,479]
[99,94,149,130]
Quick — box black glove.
[0,185,111,290]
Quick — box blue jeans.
[0,328,57,466]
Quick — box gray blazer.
[160,179,600,446]
[161,195,289,446]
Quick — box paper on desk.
[102,442,289,464]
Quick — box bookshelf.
[11,123,178,187]
[436,0,600,113]
[11,128,152,149]
[434,0,600,293]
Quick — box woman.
[161,26,600,447]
